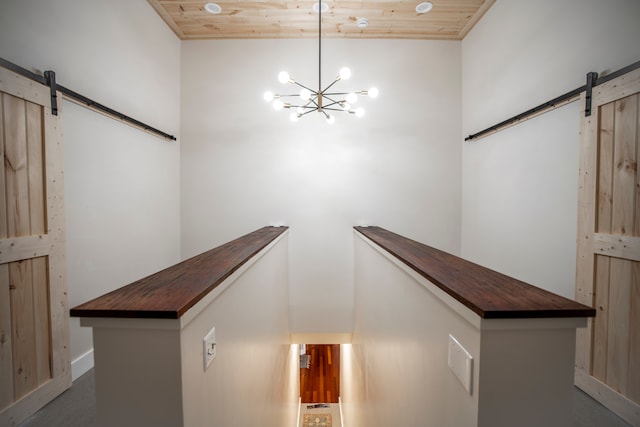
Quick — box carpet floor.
[18,369,632,427]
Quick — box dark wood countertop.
[70,226,288,319]
[355,226,595,319]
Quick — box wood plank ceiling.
[147,0,495,40]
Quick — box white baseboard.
[71,348,94,381]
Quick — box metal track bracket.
[44,70,58,116]
[584,71,598,117]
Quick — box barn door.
[0,67,70,425]
[575,67,640,425]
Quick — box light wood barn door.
[575,67,640,426]
[0,67,70,425]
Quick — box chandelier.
[263,1,378,123]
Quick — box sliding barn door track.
[0,57,176,141]
[465,59,640,142]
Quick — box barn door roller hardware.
[584,71,598,117]
[0,57,176,141]
[44,70,58,116]
[465,59,640,142]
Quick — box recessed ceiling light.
[356,18,369,28]
[204,2,222,14]
[416,1,433,14]
[312,2,330,13]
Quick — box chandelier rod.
[318,0,322,96]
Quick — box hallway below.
[300,344,341,404]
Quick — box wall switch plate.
[203,326,216,370]
[448,334,473,394]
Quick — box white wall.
[180,233,296,427]
[88,233,296,427]
[181,39,461,333]
[347,231,585,427]
[0,0,181,377]
[346,232,480,427]
[461,0,640,298]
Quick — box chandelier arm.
[321,77,342,94]
[287,96,320,109]
[295,107,317,112]
[323,104,343,111]
[322,100,343,109]
[324,91,362,96]
[321,95,344,107]
[300,108,319,117]
[292,81,317,94]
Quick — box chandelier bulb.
[355,107,365,118]
[290,112,300,122]
[346,92,358,104]
[339,67,351,80]
[273,99,285,110]
[300,88,311,101]
[326,114,336,124]
[368,87,379,98]
[341,102,351,111]
[278,71,291,84]
[264,91,274,102]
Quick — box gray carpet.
[18,369,632,427]
[19,370,96,427]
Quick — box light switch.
[448,334,473,394]
[203,326,216,370]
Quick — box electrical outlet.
[203,326,216,370]
[448,334,473,394]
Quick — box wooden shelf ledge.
[355,226,596,319]
[70,226,288,319]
